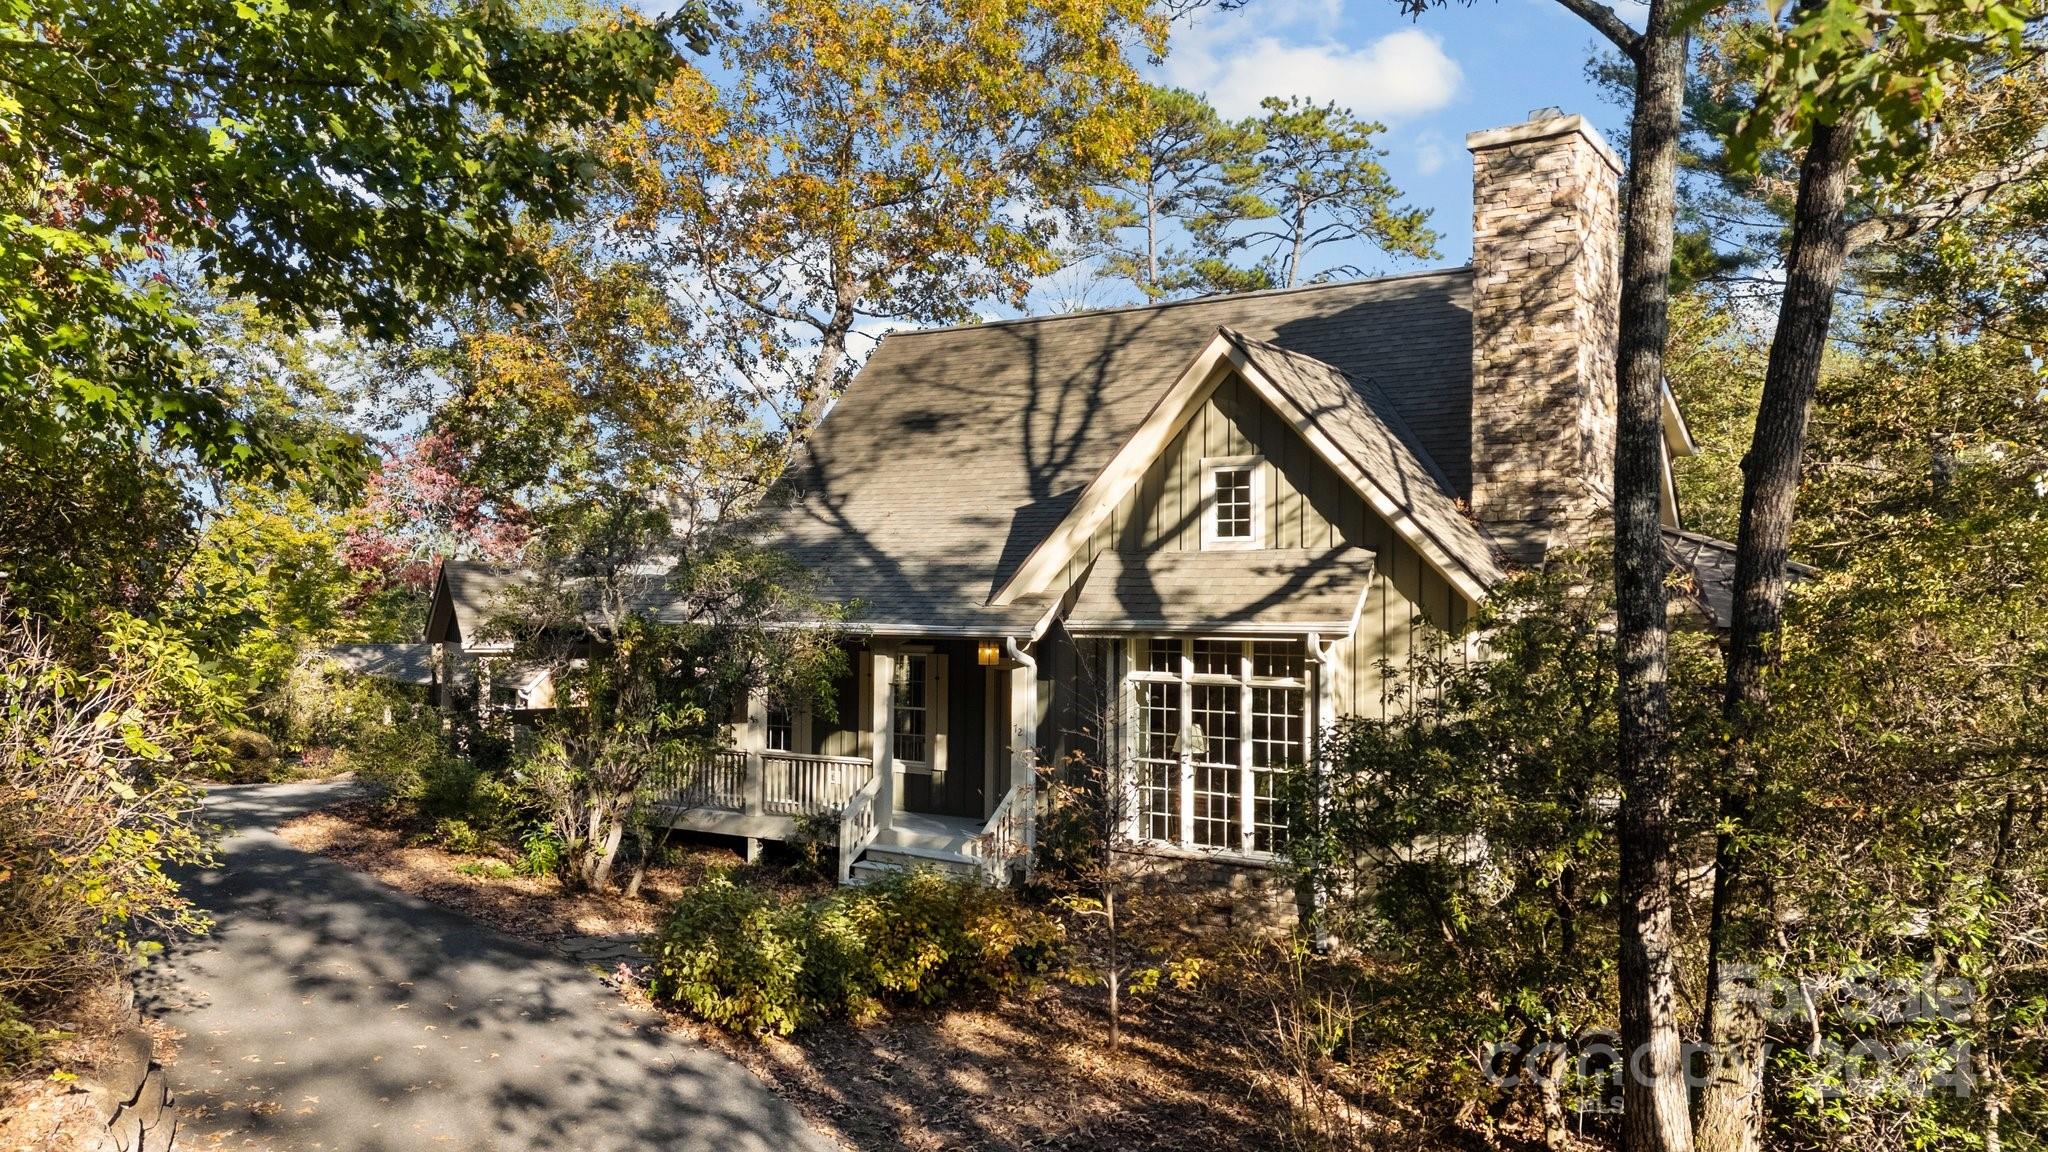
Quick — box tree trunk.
[624,826,648,900]
[587,803,627,891]
[1287,194,1307,288]
[1105,880,1120,1051]
[1724,119,1854,732]
[1611,7,1694,1152]
[1697,119,1856,1152]
[1146,184,1159,290]
[625,820,675,901]
[793,266,860,435]
[1539,1037,1572,1152]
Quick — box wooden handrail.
[642,747,748,813]
[836,773,884,884]
[972,781,1028,886]
[762,751,875,816]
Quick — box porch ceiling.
[1059,546,1377,636]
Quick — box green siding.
[1069,371,1471,721]
[898,637,988,820]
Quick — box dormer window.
[1201,456,1264,548]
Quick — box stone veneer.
[1466,111,1623,564]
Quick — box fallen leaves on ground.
[278,803,1459,1152]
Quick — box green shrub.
[0,999,67,1075]
[350,720,531,848]
[430,818,489,855]
[348,719,446,798]
[647,869,1065,1035]
[456,859,516,879]
[650,876,812,1034]
[1,613,211,1073]
[517,826,566,878]
[277,659,411,753]
[418,757,484,821]
[785,810,839,879]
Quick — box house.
[426,110,1737,890]
[423,562,561,715]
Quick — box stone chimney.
[1466,109,1622,564]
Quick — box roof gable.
[752,270,1477,633]
[426,560,523,651]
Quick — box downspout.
[1003,636,1039,873]
[1305,631,1340,747]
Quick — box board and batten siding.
[1055,371,1470,719]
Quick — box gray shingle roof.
[317,643,435,685]
[428,558,747,646]
[1663,528,1818,630]
[755,270,1478,633]
[1064,547,1377,635]
[427,560,526,649]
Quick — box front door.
[893,645,984,819]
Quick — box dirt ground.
[276,800,761,940]
[275,803,1486,1152]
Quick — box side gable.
[424,560,521,653]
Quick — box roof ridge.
[879,265,1475,340]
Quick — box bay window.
[1127,637,1310,857]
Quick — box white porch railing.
[762,752,875,816]
[645,748,875,819]
[642,747,748,813]
[836,774,883,884]
[972,781,1029,886]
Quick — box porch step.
[846,843,982,885]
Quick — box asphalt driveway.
[139,780,836,1152]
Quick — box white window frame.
[1200,455,1265,550]
[1123,636,1310,859]
[764,695,812,754]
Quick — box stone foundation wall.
[1112,848,1304,934]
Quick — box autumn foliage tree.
[604,0,1163,430]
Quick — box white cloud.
[1163,26,1463,122]
[1411,131,1449,176]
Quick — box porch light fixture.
[977,640,1002,666]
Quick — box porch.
[638,636,1041,885]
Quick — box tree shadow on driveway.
[138,781,839,1152]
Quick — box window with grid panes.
[1136,681,1180,841]
[766,698,796,752]
[1124,637,1311,856]
[1210,467,1253,540]
[892,654,928,765]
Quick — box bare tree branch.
[1553,0,1645,62]
[1847,140,2048,251]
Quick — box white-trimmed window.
[1201,455,1264,548]
[1127,637,1309,857]
[765,696,811,753]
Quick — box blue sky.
[1153,0,1640,272]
